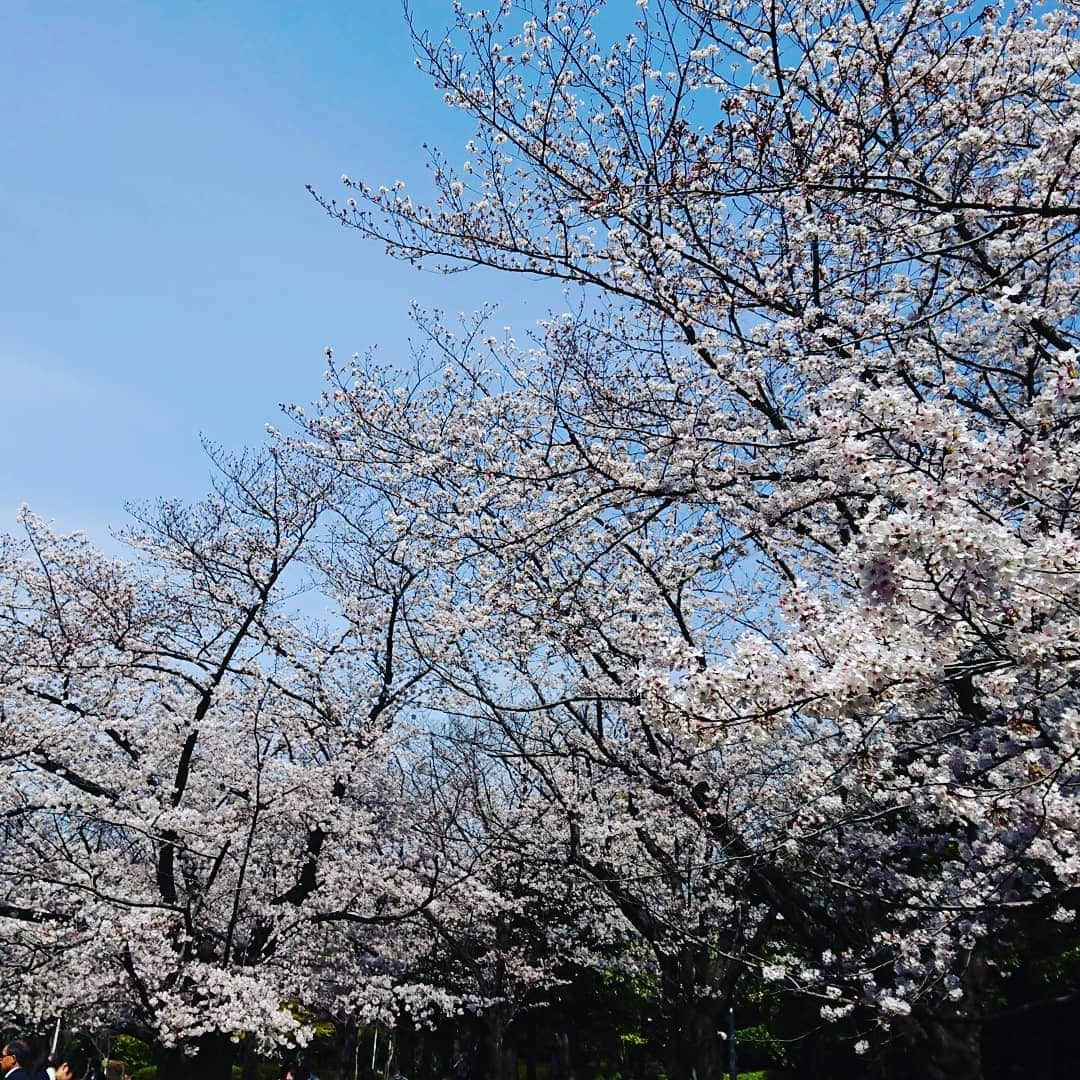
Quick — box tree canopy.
[2,1,1078,1078]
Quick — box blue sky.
[1,1,540,540]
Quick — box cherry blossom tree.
[4,0,1077,1074]
[304,0,1080,1074]
[0,449,438,1079]
[434,712,770,1080]
[356,722,633,1080]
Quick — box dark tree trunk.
[659,949,723,1080]
[549,1028,574,1080]
[240,1034,258,1080]
[882,1017,984,1080]
[892,958,986,1080]
[480,1006,515,1080]
[395,1019,417,1078]
[661,1001,723,1080]
[435,1019,456,1079]
[335,1015,359,1080]
[153,1033,233,1080]
[417,1027,434,1080]
[524,1013,537,1080]
[923,1019,983,1080]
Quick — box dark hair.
[55,1050,89,1078]
[4,1040,32,1066]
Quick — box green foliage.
[227,1064,279,1080]
[115,1045,286,1080]
[112,1035,153,1073]
[283,1000,336,1039]
[553,967,665,1078]
[734,1025,791,1069]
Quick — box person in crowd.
[278,1052,310,1080]
[1,1041,34,1080]
[50,1052,87,1080]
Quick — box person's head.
[53,1052,88,1080]
[1,1040,31,1072]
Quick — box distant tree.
[0,449,436,1079]
[372,724,631,1080]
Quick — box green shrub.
[112,1035,154,1073]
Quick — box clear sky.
[1,1,538,540]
